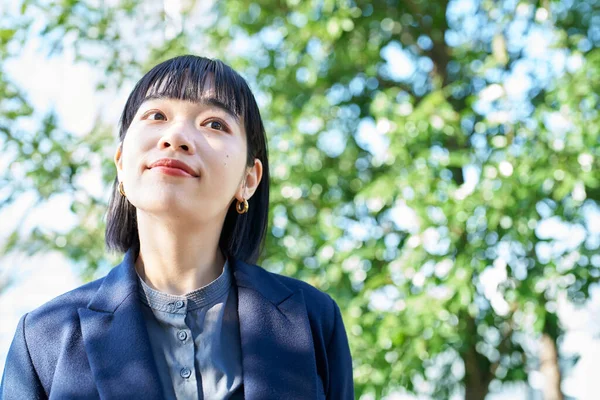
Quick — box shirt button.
[175,300,185,309]
[177,331,188,341]
[180,367,192,379]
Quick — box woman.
[1,56,354,399]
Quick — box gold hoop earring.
[118,181,126,197]
[236,198,249,214]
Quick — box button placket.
[177,330,188,341]
[180,367,192,379]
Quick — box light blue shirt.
[137,259,244,399]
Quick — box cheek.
[121,128,153,172]
[121,140,138,166]
[220,153,236,174]
[215,152,245,185]
[215,138,245,170]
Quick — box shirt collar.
[136,258,232,313]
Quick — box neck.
[134,210,226,295]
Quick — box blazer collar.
[86,246,140,312]
[79,247,320,400]
[86,247,295,312]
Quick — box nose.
[157,121,196,153]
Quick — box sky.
[1,0,599,399]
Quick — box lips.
[148,158,199,177]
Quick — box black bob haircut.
[105,55,270,265]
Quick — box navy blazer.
[0,248,354,399]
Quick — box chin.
[137,202,193,219]
[133,190,187,209]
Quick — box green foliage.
[2,0,600,398]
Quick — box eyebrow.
[142,94,241,124]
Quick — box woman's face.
[114,91,262,226]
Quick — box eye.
[205,120,228,132]
[146,111,167,121]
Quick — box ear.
[236,158,263,200]
[114,142,124,180]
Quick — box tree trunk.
[463,316,491,400]
[539,333,564,400]
[463,345,491,400]
[464,384,489,400]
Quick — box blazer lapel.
[233,260,319,400]
[78,247,163,399]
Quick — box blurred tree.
[2,0,600,399]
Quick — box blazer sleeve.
[0,314,46,400]
[326,298,354,399]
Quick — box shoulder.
[8,276,106,384]
[270,271,336,310]
[22,277,105,337]
[273,271,341,334]
[238,262,340,339]
[236,261,336,308]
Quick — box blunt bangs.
[120,56,251,142]
[105,55,270,265]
